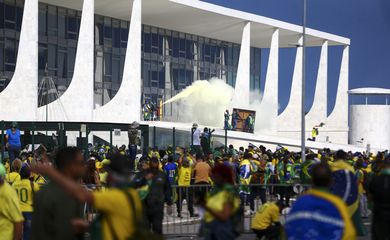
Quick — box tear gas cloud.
[164,78,274,134]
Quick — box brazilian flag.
[330,160,367,236]
[285,189,356,240]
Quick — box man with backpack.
[32,153,145,240]
[133,157,173,235]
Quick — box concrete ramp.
[143,121,378,152]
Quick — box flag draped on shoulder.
[285,189,356,240]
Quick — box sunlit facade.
[0,0,262,109]
[0,0,351,145]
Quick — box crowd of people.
[1,122,390,240]
[142,101,161,121]
[223,110,255,133]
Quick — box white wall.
[305,40,328,129]
[350,105,390,150]
[0,0,38,121]
[93,0,141,124]
[37,0,94,121]
[230,21,250,109]
[260,28,279,134]
[325,45,349,144]
[277,36,302,135]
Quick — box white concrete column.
[193,42,198,81]
[0,0,38,121]
[164,37,172,120]
[94,0,142,123]
[260,28,279,133]
[37,0,94,121]
[325,45,349,144]
[230,21,250,108]
[277,36,302,134]
[306,40,328,129]
[220,49,226,82]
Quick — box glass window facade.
[0,0,262,110]
[0,0,24,90]
[37,3,80,105]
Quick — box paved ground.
[164,200,372,240]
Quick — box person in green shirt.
[199,164,241,240]
[277,156,294,206]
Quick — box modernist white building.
[0,0,350,144]
[349,88,390,150]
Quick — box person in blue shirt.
[6,122,21,166]
[164,155,178,185]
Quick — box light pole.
[301,0,307,162]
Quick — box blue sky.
[204,0,390,113]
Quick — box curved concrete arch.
[230,21,251,109]
[277,36,302,136]
[305,40,328,130]
[0,0,38,121]
[37,0,94,121]
[324,45,349,144]
[260,28,279,134]
[93,0,142,123]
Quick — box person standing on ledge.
[191,123,202,154]
[128,121,140,171]
[6,122,21,166]
[224,110,230,130]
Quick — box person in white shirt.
[191,123,202,154]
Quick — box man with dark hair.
[133,157,172,235]
[368,156,390,239]
[31,147,86,240]
[251,200,284,239]
[12,164,40,240]
[335,149,348,161]
[285,163,356,239]
[193,153,211,203]
[33,153,144,240]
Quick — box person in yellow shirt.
[32,172,47,185]
[176,159,196,218]
[32,153,144,240]
[200,164,240,240]
[251,201,284,239]
[6,158,22,184]
[0,163,24,240]
[12,164,40,240]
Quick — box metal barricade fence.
[62,183,310,238]
[162,183,310,237]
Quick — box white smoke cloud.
[165,78,234,127]
[165,78,274,134]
